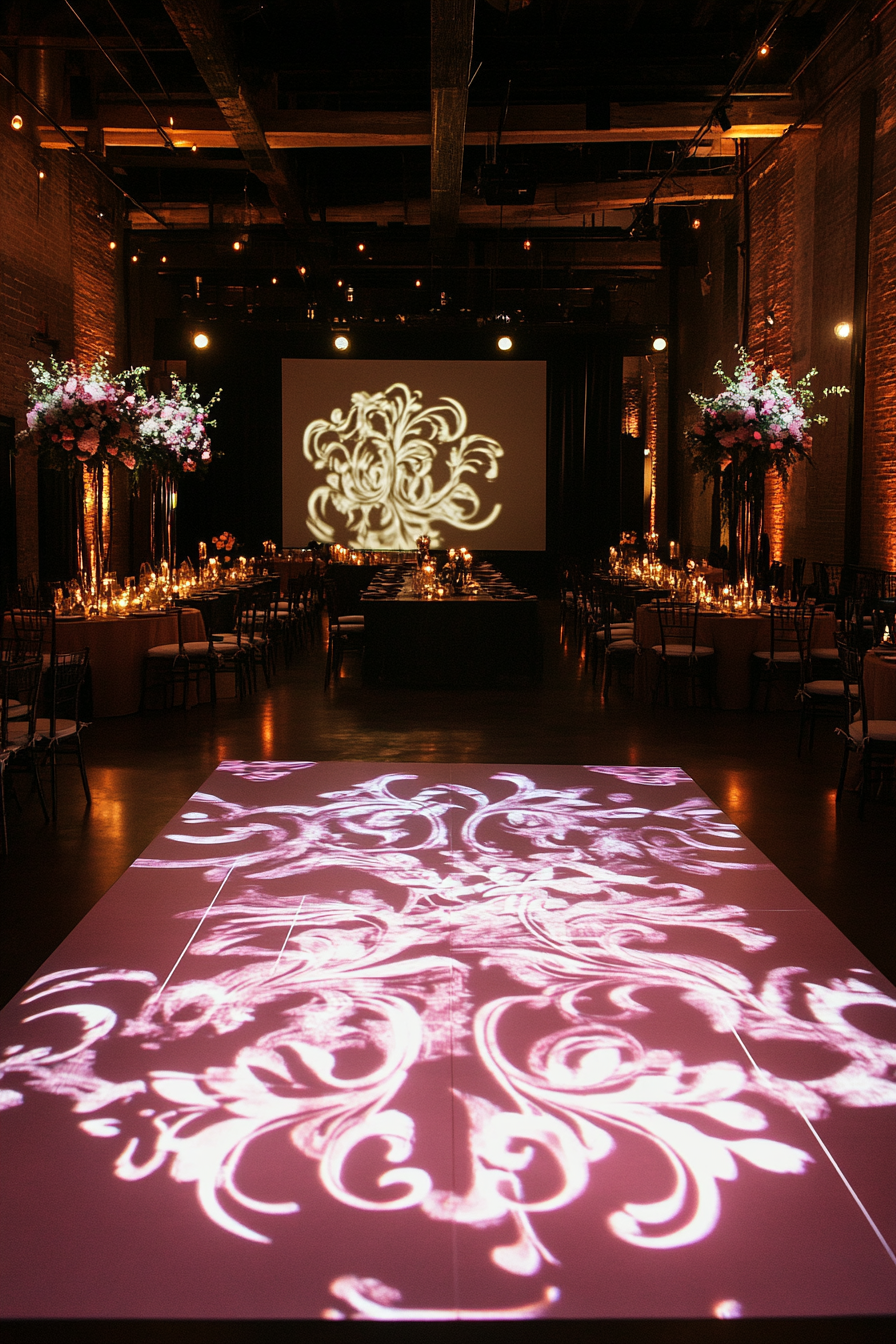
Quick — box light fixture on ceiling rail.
[691,216,702,230]
[333,335,350,352]
[192,331,209,350]
[765,310,775,327]
[628,0,802,240]
[652,335,668,352]
[497,335,513,352]
[271,276,278,285]
[834,320,852,340]
[160,254,167,263]
[11,113,23,130]
[109,240,117,250]
[758,42,771,57]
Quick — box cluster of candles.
[53,551,266,618]
[607,546,776,613]
[411,546,475,599]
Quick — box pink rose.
[106,444,118,456]
[26,409,38,430]
[743,407,756,421]
[200,448,211,461]
[78,427,100,455]
[183,459,197,472]
[64,378,77,395]
[121,451,136,470]
[753,431,762,440]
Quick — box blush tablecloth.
[863,651,896,719]
[634,608,837,710]
[52,608,207,717]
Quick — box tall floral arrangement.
[685,347,847,491]
[18,357,146,473]
[137,376,220,478]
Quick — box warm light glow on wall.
[11,114,23,130]
[652,336,667,352]
[333,335,349,351]
[109,241,116,250]
[497,336,513,351]
[834,321,852,340]
[193,331,209,349]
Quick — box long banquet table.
[361,587,541,686]
[634,606,838,710]
[51,608,207,717]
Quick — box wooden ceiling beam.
[160,0,324,273]
[39,99,816,150]
[430,0,475,255]
[128,174,734,231]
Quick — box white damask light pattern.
[1,764,894,1321]
[302,382,503,547]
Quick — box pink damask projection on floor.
[1,763,894,1320]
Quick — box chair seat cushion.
[752,650,801,662]
[652,643,714,657]
[849,719,896,743]
[812,648,839,661]
[608,638,638,652]
[3,721,32,745]
[335,616,365,626]
[804,680,857,696]
[145,642,215,658]
[5,699,28,720]
[34,717,80,739]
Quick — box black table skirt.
[361,598,542,686]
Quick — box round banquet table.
[52,608,207,717]
[863,650,896,719]
[634,607,837,710]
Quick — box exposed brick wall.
[0,102,125,582]
[672,3,895,572]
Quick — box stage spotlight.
[765,310,775,327]
[109,241,116,250]
[415,279,422,288]
[130,254,138,263]
[523,239,532,251]
[357,242,365,252]
[497,335,513,351]
[691,217,702,230]
[299,266,307,276]
[333,334,350,351]
[160,255,167,263]
[11,114,23,131]
[271,276,278,284]
[233,239,243,252]
[193,331,209,349]
[758,42,771,58]
[834,320,852,340]
[652,335,668,352]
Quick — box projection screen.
[282,359,547,550]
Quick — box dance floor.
[1,762,894,1321]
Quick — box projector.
[476,164,537,206]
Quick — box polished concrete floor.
[2,608,894,1341]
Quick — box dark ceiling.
[1,1,849,329]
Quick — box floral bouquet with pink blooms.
[685,347,847,492]
[137,375,220,478]
[18,357,146,474]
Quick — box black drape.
[172,325,625,567]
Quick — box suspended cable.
[104,0,172,102]
[63,0,176,151]
[0,67,170,228]
[628,0,802,235]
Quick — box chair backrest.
[655,600,700,655]
[49,648,90,735]
[769,602,814,663]
[1,655,43,748]
[836,633,867,737]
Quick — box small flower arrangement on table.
[18,357,146,474]
[211,531,239,568]
[685,347,848,490]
